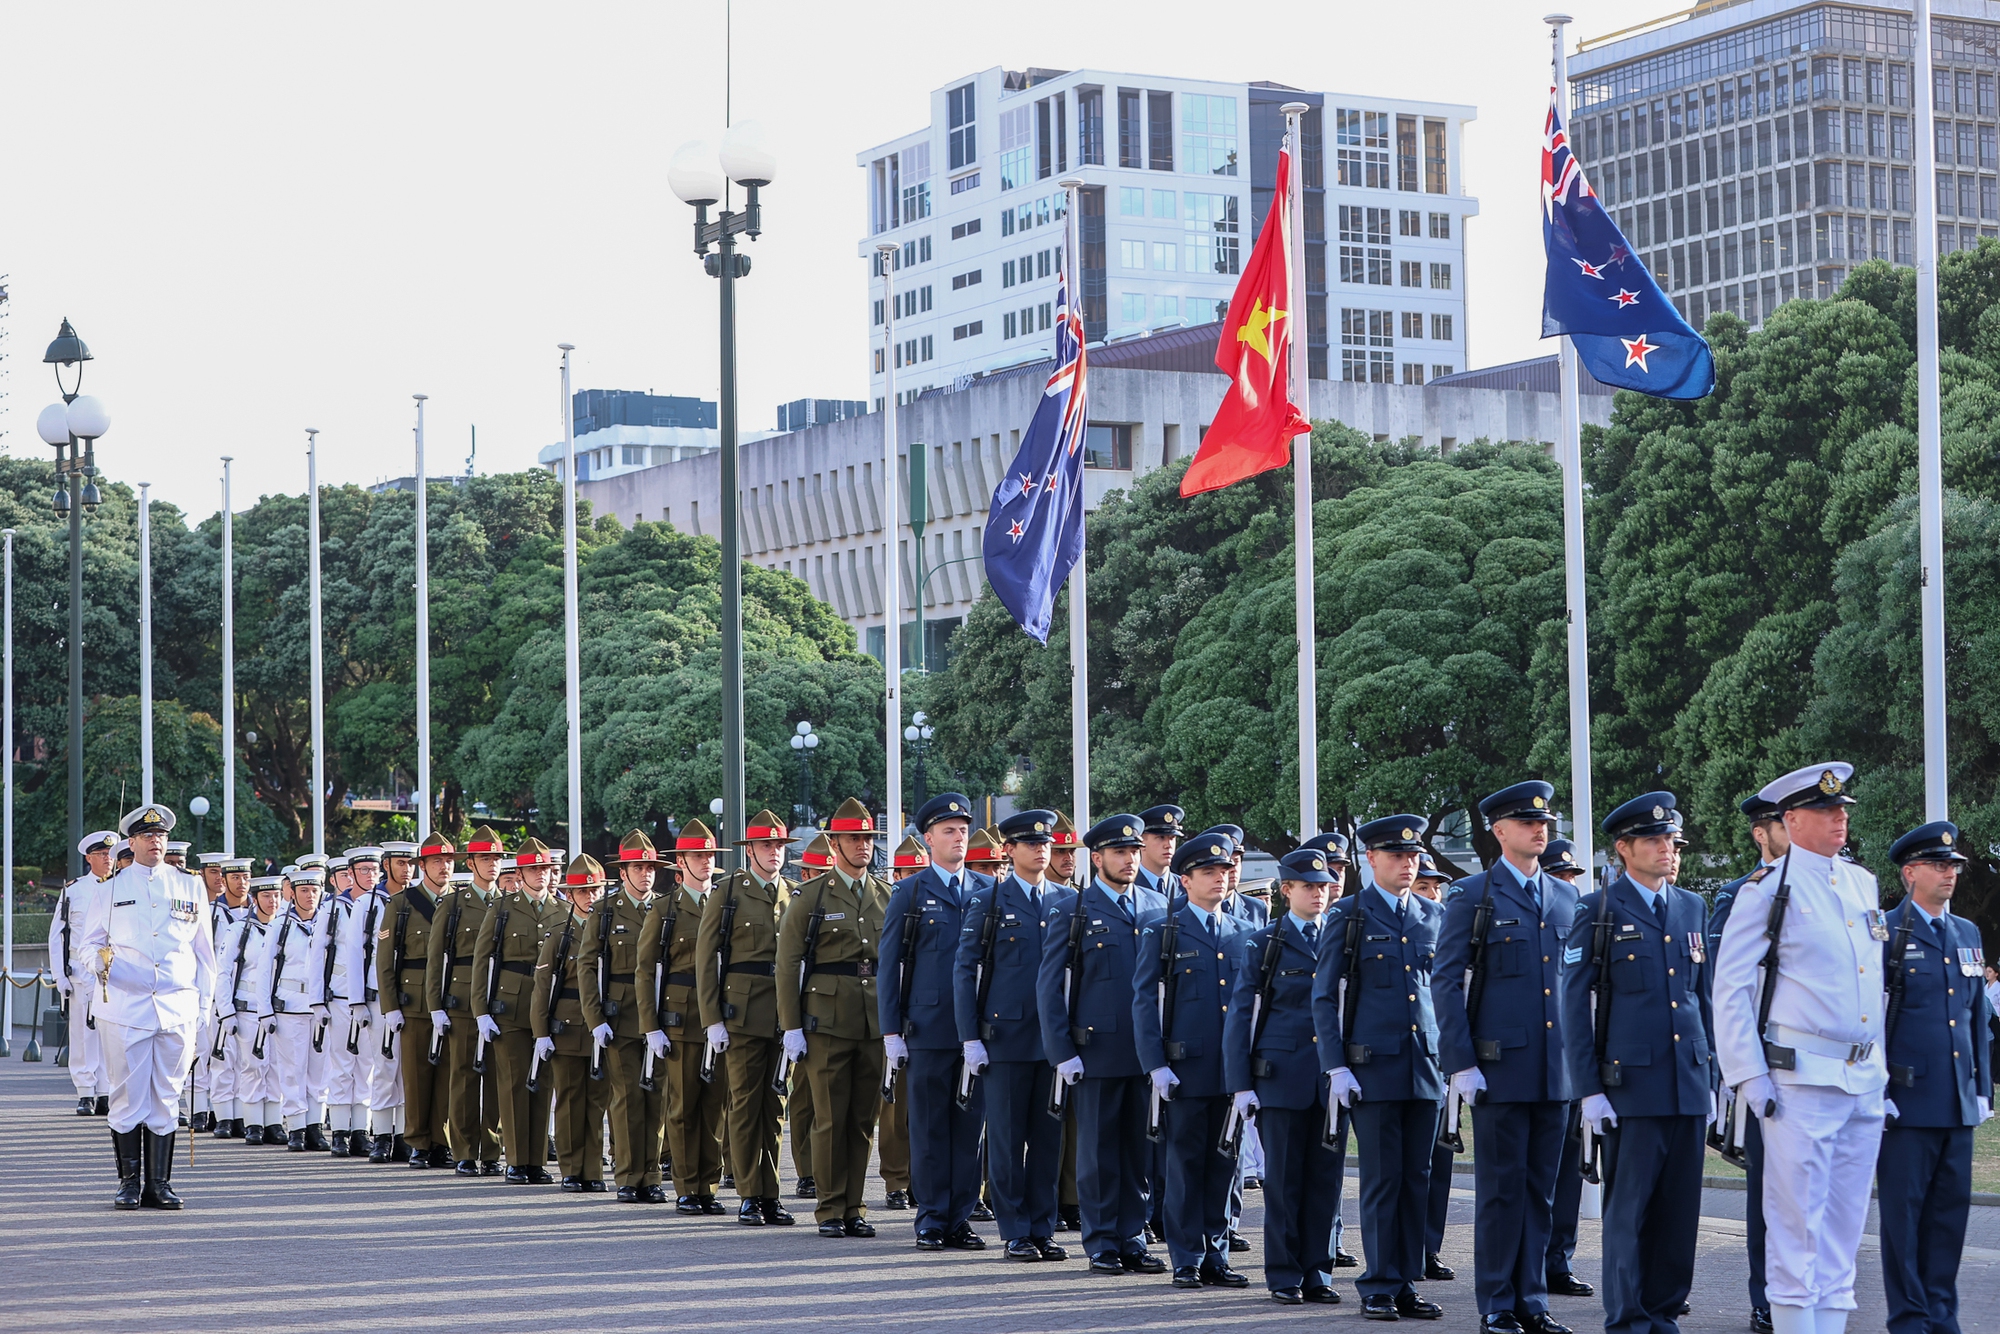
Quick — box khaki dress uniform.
[532,889,609,1188]
[579,884,664,1195]
[470,875,566,1178]
[425,872,502,1168]
[639,878,727,1205]
[376,877,451,1161]
[697,863,794,1209]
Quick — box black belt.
[811,961,876,978]
[448,960,470,970]
[607,971,635,984]
[557,987,580,1000]
[726,961,774,976]
[666,972,697,987]
[398,962,424,972]
[500,961,533,976]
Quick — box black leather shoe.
[720,1172,735,1190]
[213,1117,234,1139]
[916,1228,946,1250]
[971,1199,995,1222]
[330,1130,351,1157]
[796,1175,817,1198]
[1518,1313,1571,1334]
[943,1223,984,1250]
[584,1178,607,1192]
[265,1124,287,1146]
[1173,1266,1204,1289]
[616,1186,642,1202]
[1546,1272,1593,1298]
[139,1129,183,1209]
[244,1123,265,1146]
[1005,1238,1040,1261]
[406,1144,429,1166]
[699,1193,726,1214]
[1243,1175,1262,1190]
[96,1095,110,1115]
[844,1216,876,1237]
[738,1199,765,1225]
[818,1220,847,1238]
[1335,1248,1360,1268]
[1228,1228,1252,1253]
[1121,1248,1167,1274]
[428,1144,451,1168]
[642,1185,668,1203]
[1201,1263,1251,1288]
[1271,1285,1304,1304]
[1088,1251,1126,1275]
[760,1197,795,1225]
[676,1194,704,1214]
[1425,1253,1456,1281]
[177,1112,188,1128]
[479,1160,502,1176]
[112,1127,144,1209]
[1481,1315,1524,1333]
[455,1159,478,1176]
[1032,1237,1069,1261]
[1396,1295,1444,1320]
[561,1176,585,1192]
[1304,1285,1342,1304]
[286,1129,306,1152]
[884,1189,911,1209]
[390,1133,407,1159]
[526,1166,554,1184]
[80,1096,98,1117]
[1058,1203,1081,1231]
[1144,1221,1163,1244]
[505,1167,532,1184]
[1750,1308,1774,1334]
[1361,1294,1400,1320]
[303,1123,330,1151]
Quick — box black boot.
[244,1122,266,1146]
[330,1130,350,1157]
[95,1095,110,1115]
[142,1129,183,1209]
[112,1127,144,1209]
[211,1114,232,1139]
[369,1133,393,1163]
[303,1123,330,1152]
[391,1133,409,1161]
[286,1129,306,1151]
[266,1124,287,1146]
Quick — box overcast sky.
[0,0,1671,521]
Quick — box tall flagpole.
[307,429,325,857]
[221,459,235,856]
[1280,104,1318,837]
[139,482,153,805]
[559,347,583,860]
[414,395,432,842]
[877,244,903,840]
[1549,14,1596,874]
[3,529,13,1053]
[1914,0,1949,819]
[1059,177,1091,831]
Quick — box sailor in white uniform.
[55,830,117,1116]
[258,866,330,1150]
[219,873,286,1142]
[353,841,415,1160]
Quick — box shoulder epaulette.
[1747,865,1773,884]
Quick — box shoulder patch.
[1747,865,1773,884]
[1563,945,1584,966]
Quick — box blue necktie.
[1303,921,1319,948]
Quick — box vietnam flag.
[1180,147,1312,497]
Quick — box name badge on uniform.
[115,899,136,908]
[826,913,847,921]
[923,899,939,907]
[1685,931,1705,964]
[1960,947,1984,978]
[1865,909,1890,942]
[1614,923,1641,941]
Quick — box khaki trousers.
[444,1018,500,1162]
[493,1028,551,1168]
[802,1032,885,1223]
[605,1037,664,1188]
[723,1035,785,1199]
[399,1014,450,1150]
[550,1051,608,1180]
[665,1033,725,1196]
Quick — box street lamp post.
[189,794,210,858]
[671,122,777,848]
[37,321,109,878]
[789,720,820,829]
[903,712,934,810]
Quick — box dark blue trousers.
[1743,1113,1767,1309]
[907,1046,983,1237]
[1261,1103,1344,1291]
[1161,1093,1231,1269]
[1600,1115,1703,1334]
[1877,1124,1974,1334]
[1471,1100,1566,1315]
[1352,1098,1438,1299]
[983,1058,1061,1241]
[1425,1102,1453,1254]
[1074,1075,1151,1259]
[1546,1101,1582,1277]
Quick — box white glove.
[1449,1067,1487,1104]
[1057,1055,1086,1085]
[430,1009,450,1032]
[1149,1066,1181,1101]
[53,973,71,996]
[381,1009,405,1033]
[883,1033,909,1066]
[1327,1067,1362,1108]
[1742,1073,1780,1121]
[706,1021,730,1054]
[782,1028,809,1061]
[1232,1089,1260,1118]
[962,1039,990,1073]
[1706,1091,1718,1127]
[532,1036,554,1062]
[263,1017,279,1035]
[1581,1092,1618,1132]
[475,1014,500,1041]
[591,1022,614,1046]
[311,1001,330,1016]
[1884,1097,1900,1121]
[1979,1096,1993,1124]
[645,1030,669,1059]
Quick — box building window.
[999,106,1033,191]
[1424,119,1449,193]
[920,285,932,312]
[1397,115,1419,191]
[1401,311,1424,339]
[1432,313,1453,341]
[1120,239,1145,269]
[872,299,883,327]
[950,218,981,240]
[1430,263,1452,290]
[1184,192,1241,274]
[1002,260,1016,288]
[1336,108,1391,188]
[901,141,932,222]
[1120,186,1144,216]
[1399,260,1422,287]
[948,84,977,171]
[1401,363,1425,384]
[1182,94,1238,176]
[1118,88,1143,168]
[1155,296,1176,321]
[1078,87,1105,166]
[921,334,933,360]
[1432,364,1454,379]
[1154,189,1176,218]
[949,172,980,195]
[1041,302,1054,329]
[1428,212,1451,238]
[950,269,982,290]
[951,321,982,340]
[1148,91,1174,170]
[1004,312,1017,339]
[1152,241,1177,271]
[1338,307,1394,382]
[1337,204,1391,285]
[874,349,885,372]
[1120,293,1145,323]
[1084,423,1133,469]
[1399,209,1422,237]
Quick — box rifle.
[642,890,683,1094]
[1751,854,1795,1097]
[1323,903,1365,1150]
[1047,894,1091,1120]
[527,912,579,1094]
[590,897,616,1082]
[1444,880,1498,1152]
[1881,906,1920,1107]
[216,913,254,1060]
[1147,879,1185,1143]
[474,899,510,1075]
[381,898,412,1058]
[702,878,743,1085]
[777,880,830,1096]
[954,894,998,1109]
[888,899,921,1104]
[58,892,74,1033]
[1222,928,1288,1159]
[1580,888,1617,1183]
[428,893,456,1064]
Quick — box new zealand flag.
[1543,90,1714,400]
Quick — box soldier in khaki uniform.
[778,797,892,1237]
[425,826,506,1175]
[698,810,799,1226]
[877,834,927,1211]
[580,829,665,1202]
[532,855,610,1191]
[470,836,564,1183]
[640,819,730,1214]
[378,833,455,1167]
[788,834,835,1200]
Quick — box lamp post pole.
[560,347,583,859]
[413,395,431,841]
[789,721,819,829]
[306,429,325,856]
[3,528,13,1055]
[221,457,235,855]
[877,241,902,840]
[139,482,152,805]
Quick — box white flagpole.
[222,458,235,856]
[1914,0,1949,819]
[414,395,432,842]
[4,528,13,1052]
[307,429,325,857]
[1549,15,1596,874]
[1280,104,1318,837]
[139,482,153,805]
[559,348,583,861]
[1058,176,1091,832]
[877,244,903,841]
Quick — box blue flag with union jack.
[981,273,1089,642]
[1543,89,1714,400]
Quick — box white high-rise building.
[858,67,1477,400]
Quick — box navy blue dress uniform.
[1199,825,1269,927]
[1132,804,1185,897]
[1312,815,1447,1318]
[1560,792,1715,1334]
[1132,834,1251,1287]
[1433,781,1578,1333]
[1876,822,1994,1334]
[1535,839,1594,1301]
[1225,848,1347,1304]
[1416,853,1459,1281]
[1299,829,1359,1268]
[1037,814,1169,1274]
[879,792,993,1249]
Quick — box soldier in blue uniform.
[1197,824,1268,928]
[1561,792,1714,1334]
[1133,832,1251,1289]
[1227,847,1347,1305]
[1133,805,1183,896]
[1299,828,1360,1270]
[1706,794,1788,1334]
[1876,820,1994,1334]
[1434,781,1578,1334]
[1313,814,1447,1321]
[880,792,993,1252]
[1416,853,1459,1285]
[1038,814,1169,1275]
[1535,839,1594,1303]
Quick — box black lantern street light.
[903,711,934,811]
[36,321,111,878]
[789,720,820,830]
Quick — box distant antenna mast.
[0,275,10,445]
[466,424,476,478]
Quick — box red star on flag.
[1007,519,1025,541]
[1019,473,1038,496]
[1572,257,1605,280]
[1610,289,1640,308]
[1621,334,1660,371]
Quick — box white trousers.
[101,1020,197,1135]
[207,1011,240,1112]
[64,986,107,1096]
[270,1012,327,1126]
[227,1011,281,1111]
[363,1003,404,1120]
[1759,1081,1885,1311]
[323,1000,361,1116]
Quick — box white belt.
[1768,1022,1875,1064]
[277,979,308,994]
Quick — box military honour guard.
[55,830,117,1116]
[640,819,731,1212]
[470,835,562,1183]
[533,855,611,1191]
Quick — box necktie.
[946,874,959,902]
[1652,892,1668,930]
[1303,921,1320,948]
[1209,911,1222,938]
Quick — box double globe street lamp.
[903,712,934,810]
[789,720,819,830]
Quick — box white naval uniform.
[200,900,250,1120]
[256,904,327,1130]
[308,893,362,1133]
[53,875,112,1098]
[1714,845,1888,1327]
[76,862,215,1135]
[219,912,281,1124]
[344,886,403,1133]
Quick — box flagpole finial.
[1543,12,1572,24]
[1280,101,1309,115]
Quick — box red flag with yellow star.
[1180,147,1311,497]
